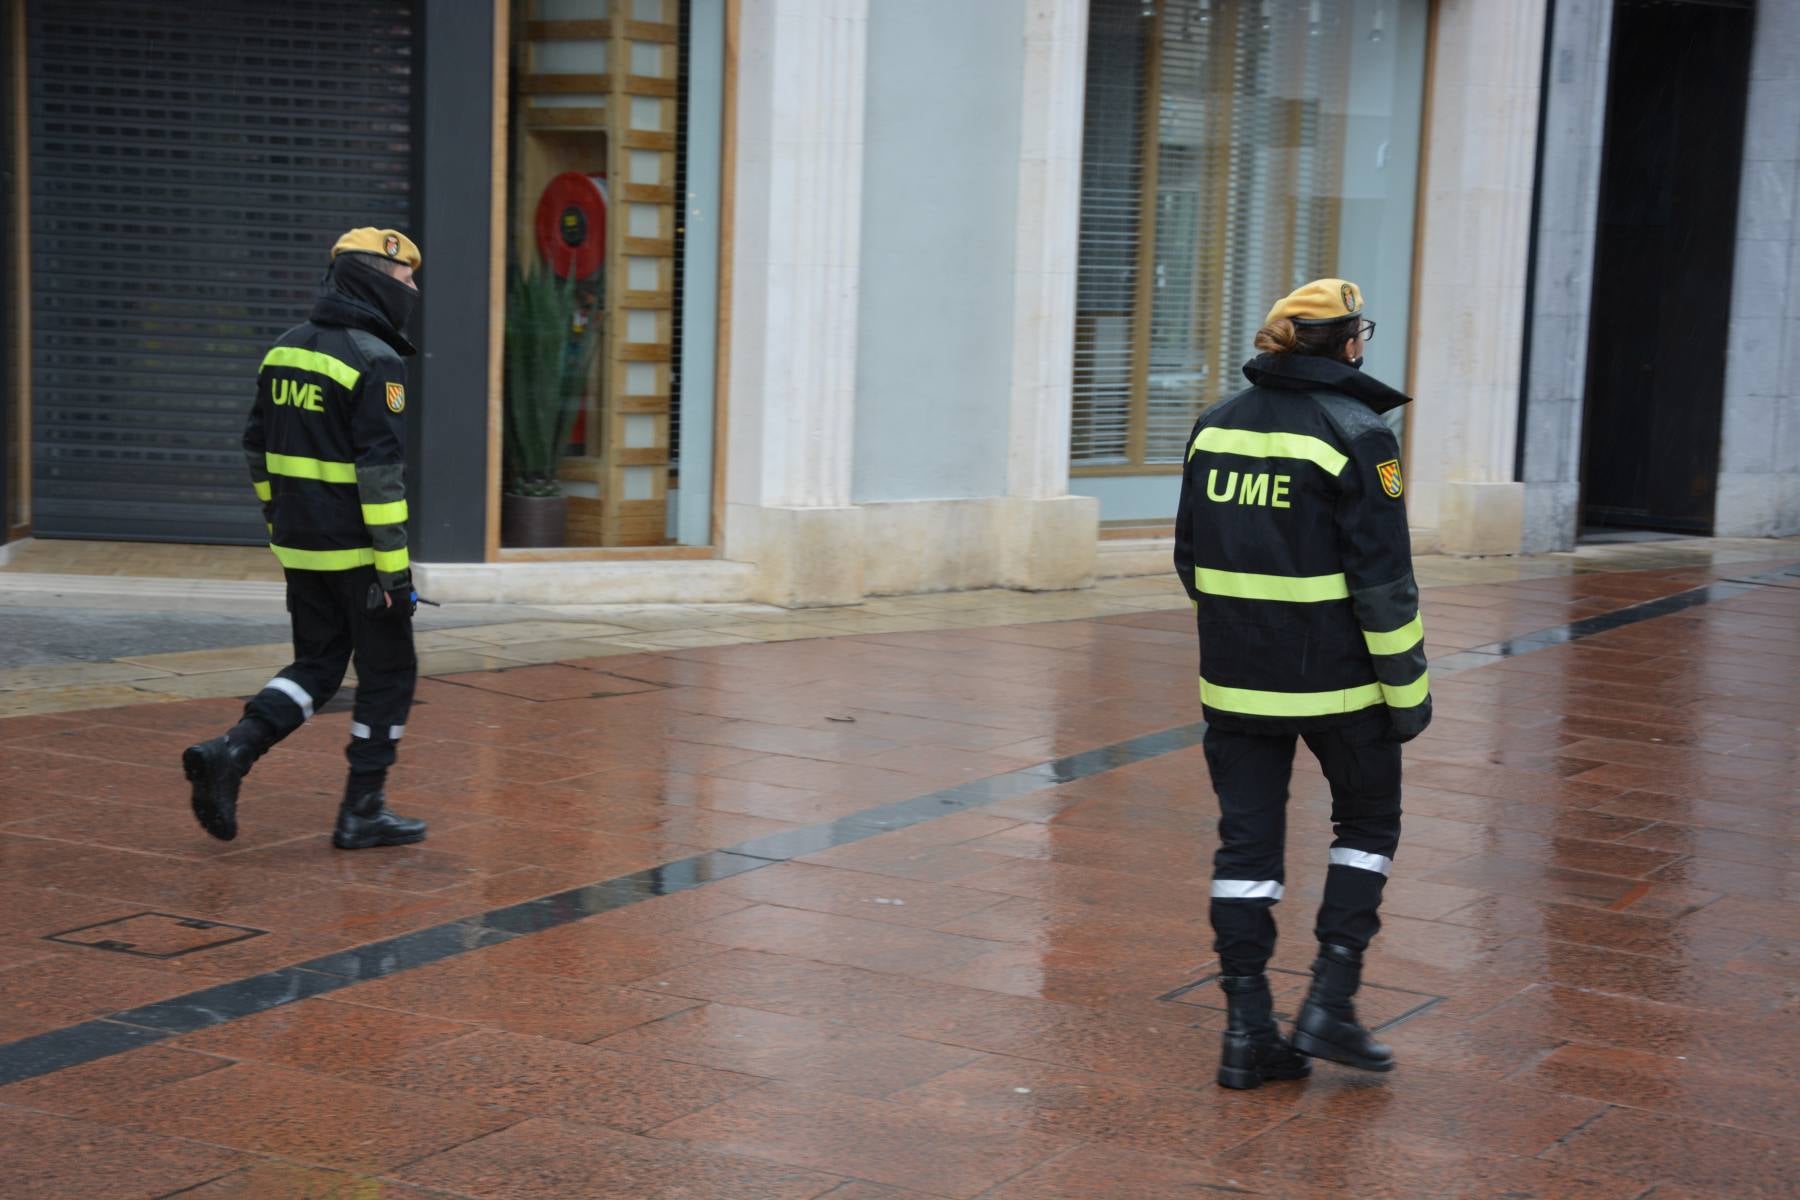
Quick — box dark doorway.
[1579,0,1755,535]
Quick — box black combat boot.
[1216,974,1312,1090]
[332,786,428,849]
[1292,943,1395,1072]
[182,731,262,841]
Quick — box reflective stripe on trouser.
[243,566,417,777]
[1203,712,1402,974]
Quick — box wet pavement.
[2,545,1799,1198]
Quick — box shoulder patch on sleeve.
[1376,459,1403,499]
[385,382,406,414]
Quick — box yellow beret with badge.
[1265,278,1363,326]
[331,227,422,270]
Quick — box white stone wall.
[1519,0,1611,554]
[1715,0,1800,536]
[1406,0,1547,555]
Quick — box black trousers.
[1204,709,1402,976]
[241,567,417,777]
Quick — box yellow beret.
[331,227,422,269]
[1265,278,1363,326]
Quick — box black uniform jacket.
[244,285,415,591]
[1175,353,1432,739]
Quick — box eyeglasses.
[1356,319,1377,343]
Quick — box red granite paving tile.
[1544,1106,1800,1198]
[949,857,1219,922]
[1438,894,1757,962]
[650,1083,1074,1198]
[82,1062,518,1174]
[175,998,475,1074]
[1681,894,1800,941]
[711,753,926,799]
[683,904,1009,977]
[397,1115,843,1199]
[572,885,756,937]
[815,1184,942,1200]
[1421,854,1720,916]
[406,818,706,876]
[1377,1008,1563,1080]
[1212,1114,1646,1199]
[6,797,325,861]
[595,1002,985,1098]
[578,766,845,822]
[931,895,1211,959]
[976,1142,1262,1199]
[338,955,699,1042]
[216,836,504,895]
[1291,1061,1608,1156]
[1648,854,1800,902]
[156,1162,472,1199]
[961,822,1215,881]
[1726,935,1800,981]
[464,922,721,983]
[0,880,143,943]
[356,1029,765,1132]
[1476,985,1800,1083]
[798,843,1017,886]
[711,862,1011,930]
[1403,761,1626,807]
[1478,936,1798,1014]
[891,1054,1293,1161]
[227,884,473,943]
[0,1105,249,1199]
[1512,1043,1800,1139]
[922,945,1203,1018]
[0,954,205,1033]
[435,663,663,701]
[0,1045,231,1117]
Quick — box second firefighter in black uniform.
[184,227,429,851]
[1175,278,1432,1089]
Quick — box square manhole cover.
[1159,966,1442,1032]
[46,912,267,959]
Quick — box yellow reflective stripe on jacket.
[361,500,408,526]
[1381,670,1431,710]
[266,453,357,484]
[1190,427,1349,475]
[1201,678,1385,717]
[252,480,272,502]
[1362,613,1424,656]
[1195,567,1350,603]
[269,544,375,571]
[373,547,410,574]
[261,346,361,391]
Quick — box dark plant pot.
[501,493,568,548]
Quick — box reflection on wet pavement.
[1,554,1798,1197]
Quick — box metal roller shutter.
[28,0,416,543]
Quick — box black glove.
[1386,695,1432,744]
[367,576,417,620]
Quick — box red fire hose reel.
[534,172,608,279]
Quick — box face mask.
[332,255,419,333]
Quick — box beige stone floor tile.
[411,631,494,652]
[479,638,664,665]
[589,629,765,650]
[704,622,847,643]
[129,668,291,701]
[413,650,526,675]
[0,683,184,717]
[436,620,640,644]
[0,661,178,692]
[116,643,297,675]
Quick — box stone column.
[1519,0,1611,554]
[723,0,869,605]
[1714,0,1800,536]
[1001,0,1099,590]
[1407,0,1547,555]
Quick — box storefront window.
[500,0,719,549]
[1072,0,1428,521]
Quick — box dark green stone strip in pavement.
[1,562,1792,1087]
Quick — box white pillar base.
[998,494,1099,592]
[729,503,866,608]
[1438,481,1526,557]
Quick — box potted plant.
[501,263,600,547]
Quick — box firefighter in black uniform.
[183,228,429,851]
[1175,278,1431,1089]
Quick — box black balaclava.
[329,253,418,335]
